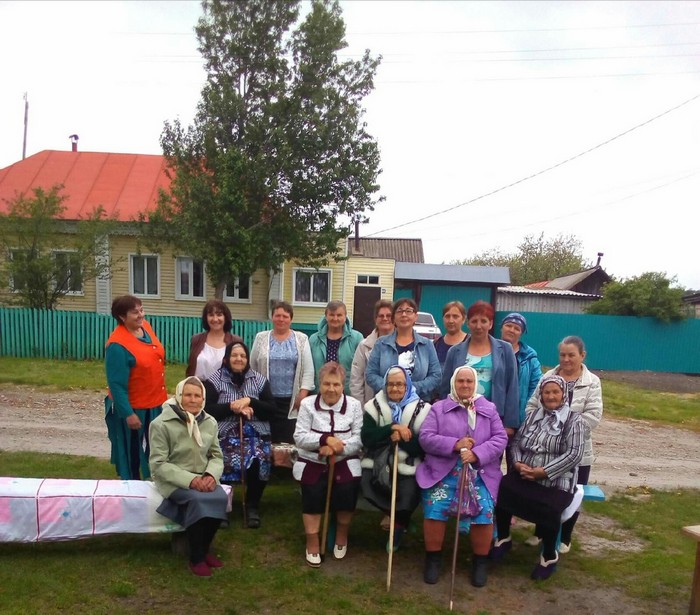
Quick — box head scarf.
[500,312,527,334]
[449,365,481,429]
[383,365,419,423]
[223,341,250,386]
[536,374,570,435]
[173,376,206,447]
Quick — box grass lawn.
[0,451,697,615]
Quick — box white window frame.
[293,268,332,307]
[8,248,29,293]
[129,253,160,298]
[52,249,84,296]
[356,273,380,285]
[175,257,206,300]
[224,273,252,304]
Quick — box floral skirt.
[422,461,494,532]
[218,417,271,483]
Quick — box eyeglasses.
[387,382,407,388]
[376,314,392,320]
[395,308,415,315]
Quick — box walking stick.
[320,454,336,560]
[239,414,247,528]
[449,455,469,612]
[386,441,400,591]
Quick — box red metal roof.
[0,150,170,222]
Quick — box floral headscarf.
[449,365,482,429]
[536,374,570,435]
[383,365,419,423]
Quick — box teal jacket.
[515,341,542,423]
[308,316,363,394]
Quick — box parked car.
[414,311,441,341]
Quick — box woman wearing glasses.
[366,299,441,402]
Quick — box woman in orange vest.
[105,295,168,480]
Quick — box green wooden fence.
[0,308,271,364]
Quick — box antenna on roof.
[69,134,79,152]
[22,93,29,160]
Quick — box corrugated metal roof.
[349,237,424,263]
[395,262,510,284]
[525,267,610,291]
[0,150,169,221]
[499,285,601,298]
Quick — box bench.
[682,525,700,615]
[0,477,232,543]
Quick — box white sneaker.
[525,535,542,547]
[558,542,571,554]
[333,544,347,560]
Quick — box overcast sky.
[1,1,698,289]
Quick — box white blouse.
[195,343,226,381]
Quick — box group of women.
[105,294,602,582]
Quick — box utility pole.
[22,93,29,160]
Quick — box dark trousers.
[186,517,220,564]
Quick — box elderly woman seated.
[293,362,364,567]
[491,374,585,580]
[416,366,507,588]
[149,377,228,577]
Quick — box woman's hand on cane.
[390,424,412,442]
[325,436,345,455]
[460,447,477,464]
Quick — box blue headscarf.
[383,365,419,423]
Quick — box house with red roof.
[0,149,414,325]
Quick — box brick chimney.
[69,134,79,152]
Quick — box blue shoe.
[386,527,405,553]
[531,554,559,580]
[489,537,512,561]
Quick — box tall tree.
[0,185,117,310]
[455,233,590,286]
[586,272,687,322]
[143,0,382,297]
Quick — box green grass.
[603,380,700,431]
[0,357,184,394]
[0,452,696,615]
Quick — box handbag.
[447,463,483,519]
[367,398,424,496]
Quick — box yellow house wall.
[109,235,269,319]
[343,256,395,324]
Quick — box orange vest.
[107,320,167,409]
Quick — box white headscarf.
[449,365,482,430]
[172,376,206,447]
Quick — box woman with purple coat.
[417,365,508,588]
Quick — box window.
[293,269,330,305]
[224,274,251,303]
[130,254,159,297]
[357,274,380,285]
[53,251,83,294]
[8,248,30,292]
[176,257,205,299]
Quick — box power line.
[365,93,700,237]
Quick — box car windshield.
[416,312,436,326]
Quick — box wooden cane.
[386,441,400,591]
[320,454,336,559]
[239,414,247,528]
[449,455,469,611]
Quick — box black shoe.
[423,551,442,584]
[471,555,489,588]
[246,508,260,529]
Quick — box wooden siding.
[343,256,395,325]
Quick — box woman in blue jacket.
[440,301,519,434]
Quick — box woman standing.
[366,299,441,402]
[492,375,585,580]
[360,366,431,551]
[250,301,315,444]
[525,336,602,552]
[293,362,364,567]
[105,295,167,480]
[440,300,519,434]
[149,377,228,577]
[204,342,276,529]
[433,301,468,368]
[417,366,507,587]
[186,300,242,380]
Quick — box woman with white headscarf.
[491,374,585,581]
[360,365,431,552]
[149,376,228,577]
[416,366,507,588]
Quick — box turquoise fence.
[0,308,270,364]
[496,311,700,374]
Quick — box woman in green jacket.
[149,377,228,577]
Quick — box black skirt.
[360,468,421,515]
[496,472,574,532]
